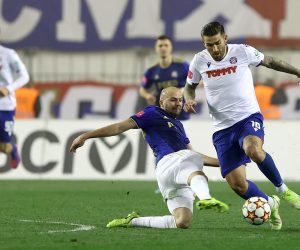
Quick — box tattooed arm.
[261,55,300,78]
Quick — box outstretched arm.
[70,118,138,153]
[261,55,300,78]
[200,153,219,167]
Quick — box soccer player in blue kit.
[0,44,29,168]
[184,21,300,230]
[139,35,190,121]
[70,87,229,229]
[139,35,192,194]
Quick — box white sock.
[268,196,275,209]
[275,183,288,194]
[190,175,211,200]
[131,215,177,228]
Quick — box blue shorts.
[213,113,264,178]
[0,110,15,143]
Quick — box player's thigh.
[176,150,204,185]
[0,111,15,143]
[213,129,250,178]
[238,113,265,149]
[0,142,12,153]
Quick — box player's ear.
[224,34,228,44]
[159,99,164,108]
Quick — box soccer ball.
[242,196,271,225]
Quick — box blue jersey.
[131,105,190,164]
[141,58,190,120]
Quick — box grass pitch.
[0,180,299,250]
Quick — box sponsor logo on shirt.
[207,62,211,68]
[135,110,145,117]
[206,66,237,78]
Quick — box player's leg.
[225,166,282,230]
[243,135,284,189]
[241,115,300,209]
[0,111,20,168]
[106,197,192,229]
[174,151,229,212]
[130,198,192,229]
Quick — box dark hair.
[157,35,172,43]
[201,22,225,38]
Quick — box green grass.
[0,181,300,250]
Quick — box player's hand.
[69,135,86,153]
[0,87,9,97]
[184,100,197,113]
[146,94,156,105]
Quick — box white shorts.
[155,150,204,212]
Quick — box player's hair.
[156,35,172,43]
[201,22,225,38]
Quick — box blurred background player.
[138,35,192,193]
[138,35,190,121]
[70,87,229,229]
[0,42,29,168]
[15,80,41,119]
[184,21,300,230]
[254,78,288,119]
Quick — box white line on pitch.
[19,219,96,234]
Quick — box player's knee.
[230,180,248,195]
[175,217,191,229]
[244,145,264,163]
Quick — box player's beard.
[170,106,182,118]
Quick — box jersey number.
[251,121,260,132]
[5,121,14,136]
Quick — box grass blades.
[0,180,299,250]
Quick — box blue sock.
[239,180,268,200]
[257,153,283,187]
[11,144,17,158]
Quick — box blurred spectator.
[15,81,41,119]
[138,35,190,120]
[255,79,288,119]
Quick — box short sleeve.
[9,49,26,74]
[130,107,154,130]
[243,44,264,67]
[186,54,202,85]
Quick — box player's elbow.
[261,55,274,69]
